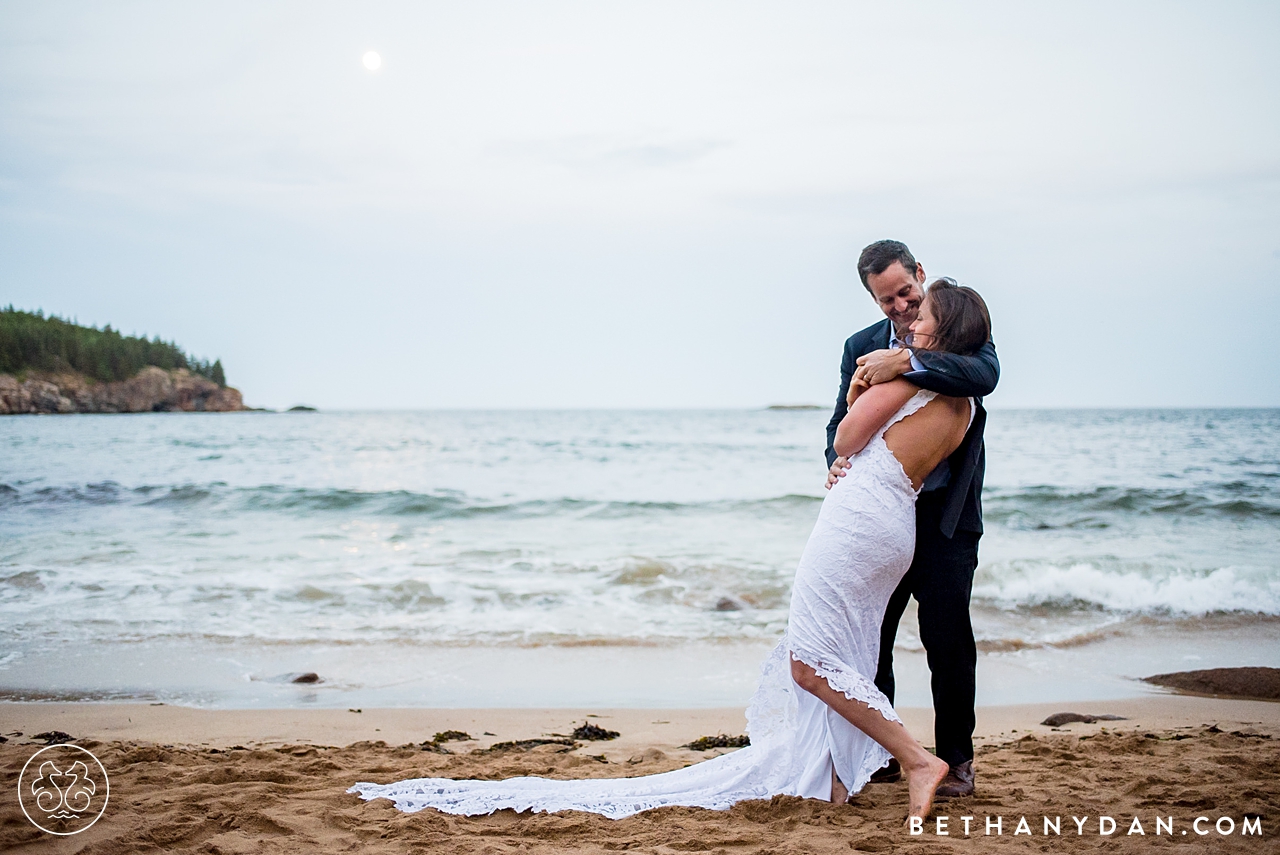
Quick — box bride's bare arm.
[833,378,918,458]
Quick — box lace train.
[351,641,802,819]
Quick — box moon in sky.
[362,51,382,71]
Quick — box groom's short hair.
[857,240,918,292]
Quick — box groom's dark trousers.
[825,317,998,768]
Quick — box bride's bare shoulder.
[921,394,971,426]
[936,393,972,415]
[900,392,970,430]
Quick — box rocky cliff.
[0,366,248,414]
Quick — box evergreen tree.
[0,307,229,385]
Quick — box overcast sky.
[2,1,1277,409]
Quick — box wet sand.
[1,696,1277,853]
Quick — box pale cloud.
[491,135,731,173]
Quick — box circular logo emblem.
[18,744,110,836]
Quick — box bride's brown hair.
[921,278,991,356]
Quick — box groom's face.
[865,261,925,327]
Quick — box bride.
[351,279,992,822]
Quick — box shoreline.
[6,622,1277,711]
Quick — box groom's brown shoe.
[868,759,901,783]
[934,760,975,797]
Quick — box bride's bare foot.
[830,766,849,805]
[904,754,950,821]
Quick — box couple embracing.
[352,239,999,822]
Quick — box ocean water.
[2,408,1278,708]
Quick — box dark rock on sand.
[478,738,578,754]
[414,732,473,754]
[1040,712,1128,727]
[684,734,750,750]
[572,722,620,741]
[1144,666,1280,700]
[291,672,321,684]
[418,740,453,754]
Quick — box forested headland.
[0,307,246,414]
[0,306,225,385]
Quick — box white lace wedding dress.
[351,389,959,819]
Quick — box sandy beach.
[2,695,1277,853]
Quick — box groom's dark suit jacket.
[824,318,999,538]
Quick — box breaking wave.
[0,481,822,519]
[974,563,1280,616]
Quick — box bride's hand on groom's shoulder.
[826,457,851,490]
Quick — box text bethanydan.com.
[908,815,1262,838]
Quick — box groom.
[824,239,998,797]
